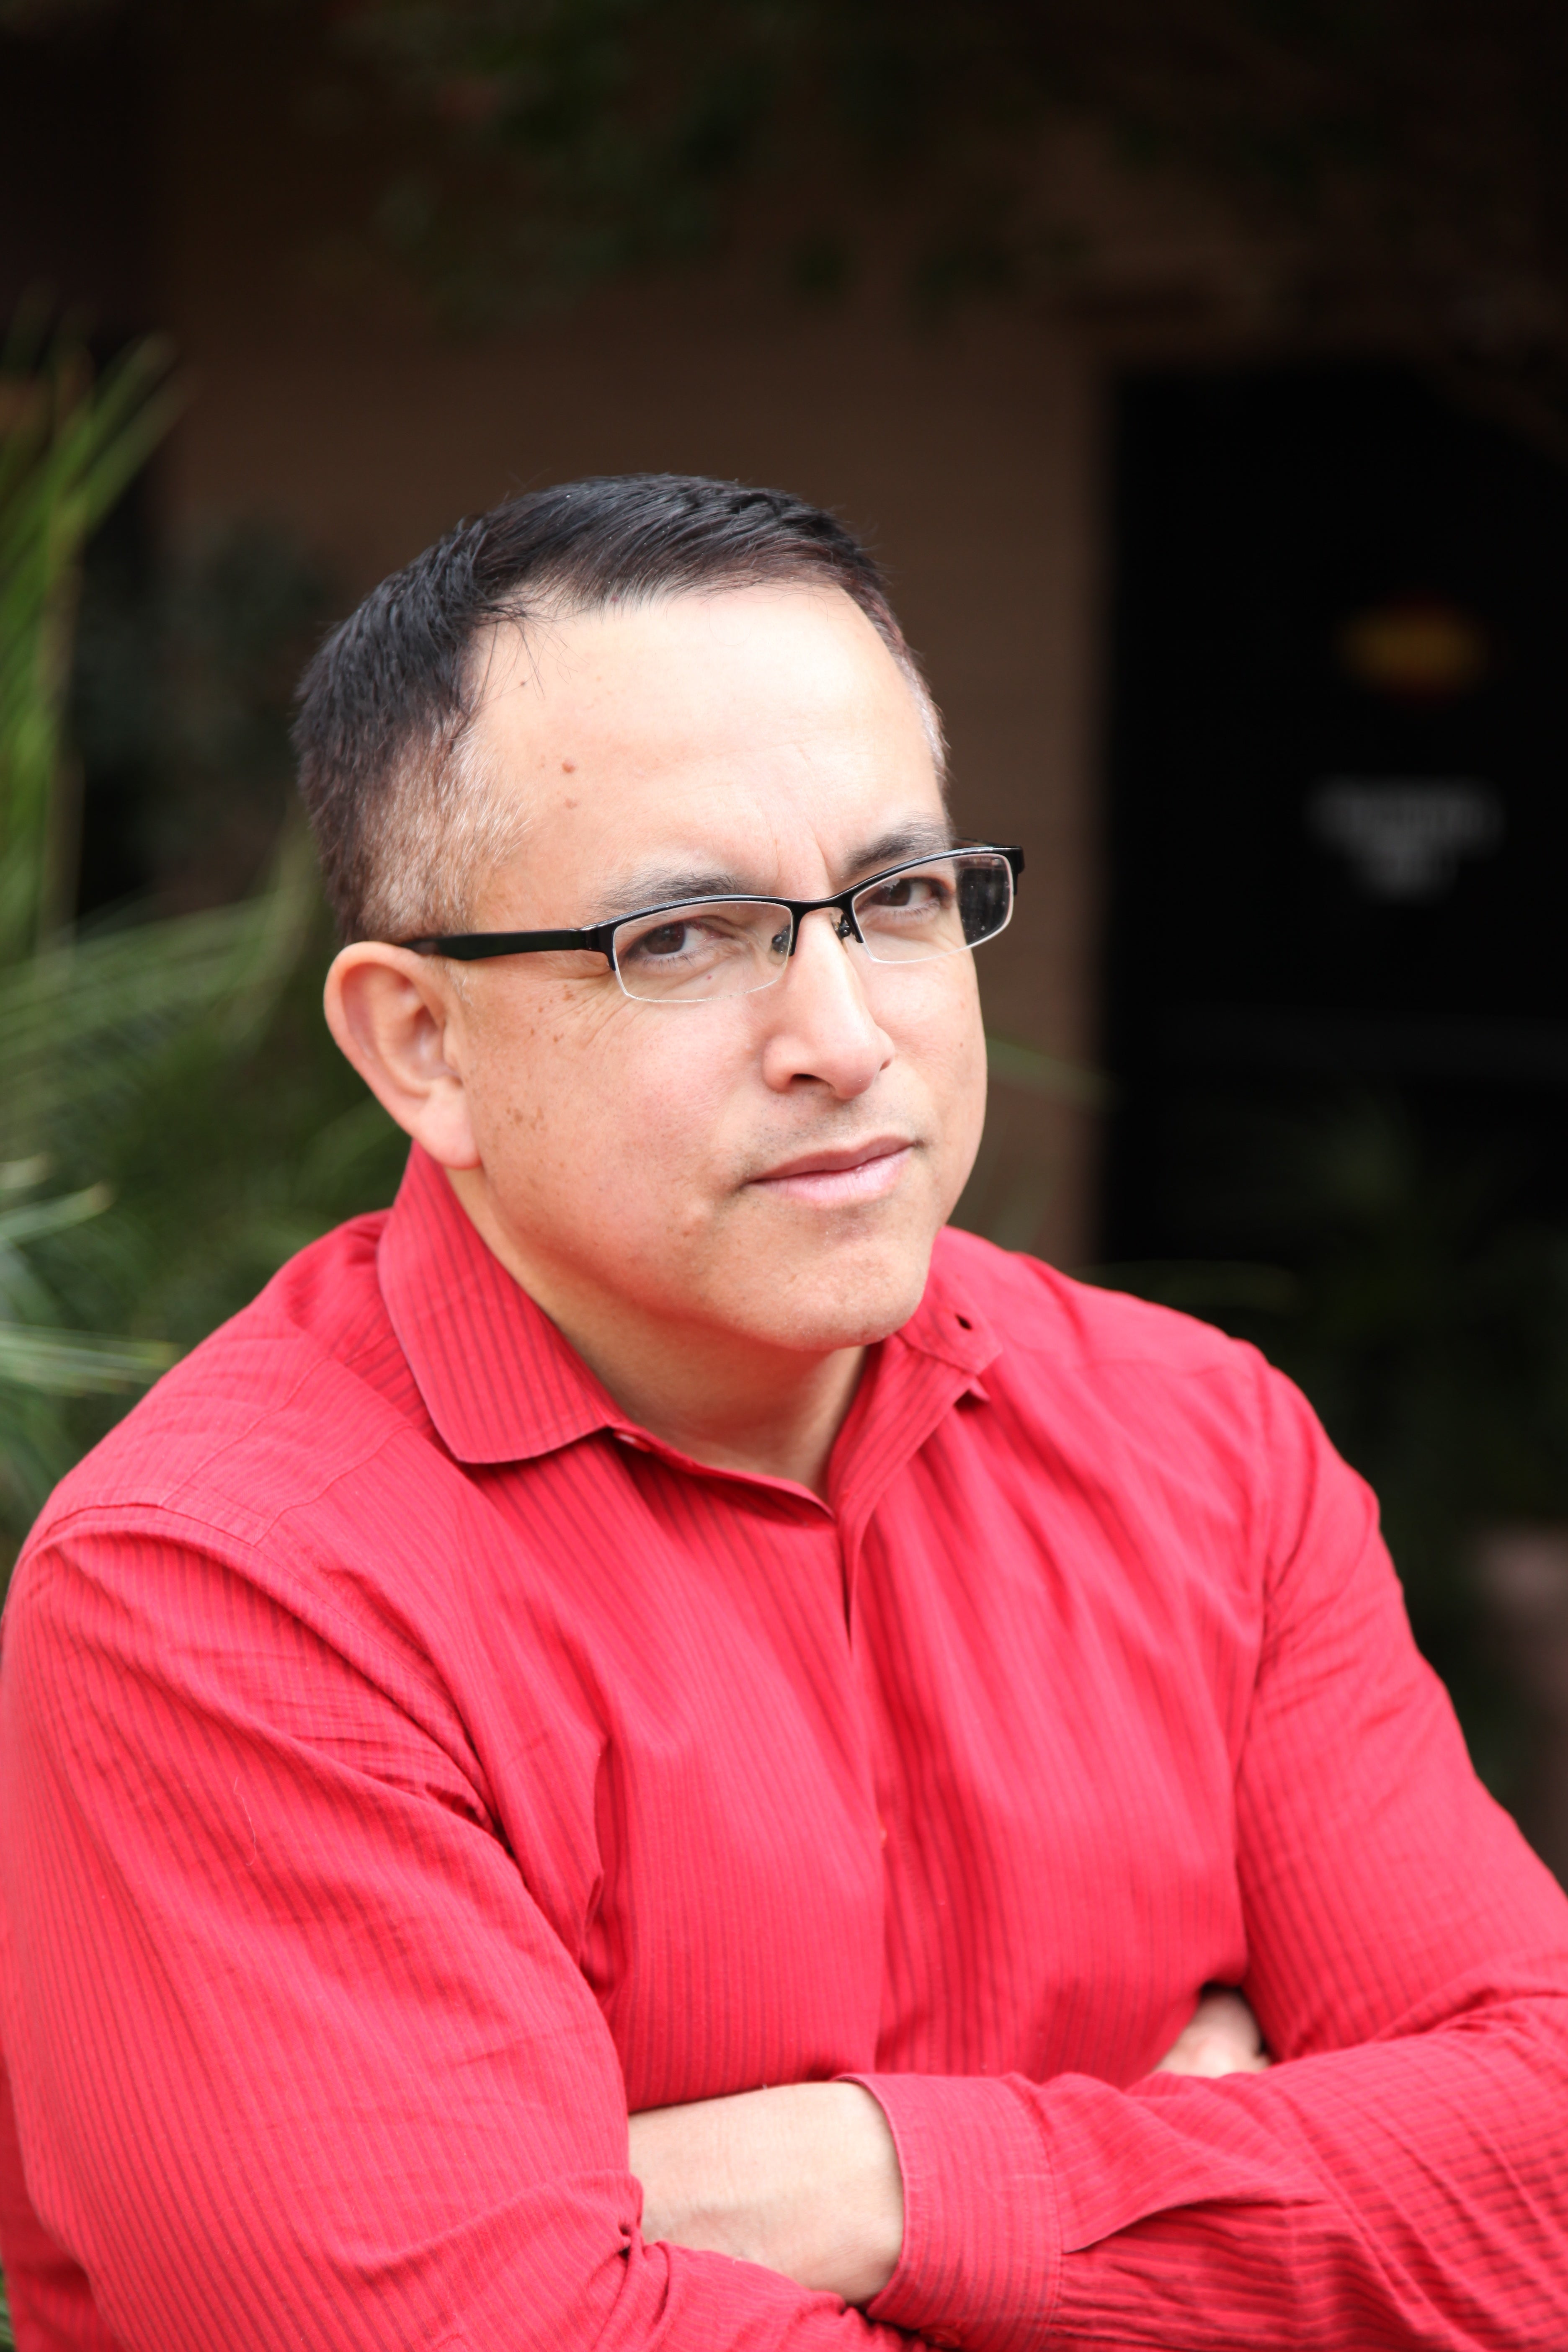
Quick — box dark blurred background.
[7,0,1568,1868]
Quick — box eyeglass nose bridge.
[777,887,869,962]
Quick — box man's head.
[295,474,945,948]
[299,476,995,1396]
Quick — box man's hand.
[628,2081,903,2305]
[628,1992,1267,2304]
[1154,1986,1271,2077]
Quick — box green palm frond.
[0,1323,177,1395]
[0,1179,111,1245]
[0,332,181,959]
[0,821,318,1163]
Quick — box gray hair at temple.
[291,473,947,946]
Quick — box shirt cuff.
[844,2072,1060,2352]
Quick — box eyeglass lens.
[610,851,1014,1004]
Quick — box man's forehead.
[469,583,928,751]
[467,587,947,905]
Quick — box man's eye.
[619,914,740,971]
[635,923,695,961]
[864,875,946,914]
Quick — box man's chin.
[728,1241,939,1358]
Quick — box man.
[0,474,1565,2352]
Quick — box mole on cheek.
[561,759,577,774]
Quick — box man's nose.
[754,904,893,1099]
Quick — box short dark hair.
[293,472,941,944]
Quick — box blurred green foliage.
[0,328,405,1576]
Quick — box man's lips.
[747,1138,915,1206]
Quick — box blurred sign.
[1306,778,1503,900]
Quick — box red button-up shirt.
[3,1142,1567,2351]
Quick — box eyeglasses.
[400,845,1024,1006]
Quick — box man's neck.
[447,1168,865,1498]
[565,1331,865,1500]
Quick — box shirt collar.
[378,1145,627,1465]
[377,1142,999,1473]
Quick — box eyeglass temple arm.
[401,925,617,962]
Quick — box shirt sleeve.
[854,1358,1568,2352]
[0,1511,909,2352]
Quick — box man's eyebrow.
[587,864,752,922]
[838,820,959,880]
[586,820,960,923]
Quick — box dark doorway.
[1099,365,1568,1808]
[1101,365,1568,1259]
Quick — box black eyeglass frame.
[398,844,1026,976]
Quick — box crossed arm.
[630,1991,1269,2303]
[631,1992,1269,2302]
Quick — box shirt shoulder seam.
[18,1429,438,1692]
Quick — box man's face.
[436,583,988,1360]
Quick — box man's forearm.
[630,2082,904,2304]
[629,1990,1266,2303]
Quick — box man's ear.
[324,944,482,1171]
